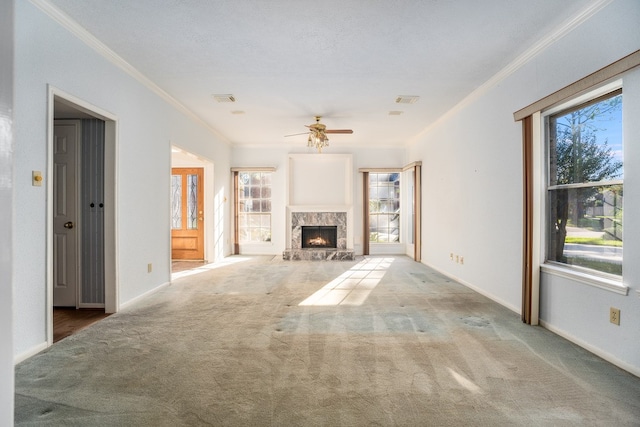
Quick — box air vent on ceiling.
[395,95,419,104]
[388,111,403,116]
[212,94,236,103]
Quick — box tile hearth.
[282,249,355,261]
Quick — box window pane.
[250,228,262,241]
[171,175,182,229]
[248,214,261,227]
[548,185,622,275]
[546,91,623,277]
[238,172,272,243]
[239,186,249,199]
[368,173,400,243]
[187,174,198,230]
[378,186,390,199]
[549,94,623,186]
[238,228,249,242]
[369,187,378,199]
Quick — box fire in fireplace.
[302,226,338,249]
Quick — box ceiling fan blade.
[325,129,353,134]
[284,132,310,137]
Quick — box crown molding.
[29,0,230,145]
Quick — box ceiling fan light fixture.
[308,130,329,153]
[285,116,348,153]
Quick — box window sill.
[541,263,628,295]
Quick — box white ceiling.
[47,0,594,148]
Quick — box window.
[237,171,271,243]
[546,90,623,276]
[369,172,400,243]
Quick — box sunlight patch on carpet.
[299,257,394,306]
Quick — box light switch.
[32,171,43,187]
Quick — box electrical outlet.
[610,307,620,325]
[148,263,153,273]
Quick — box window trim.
[514,50,639,120]
[547,179,623,191]
[367,170,402,245]
[232,169,275,250]
[515,51,639,324]
[541,84,624,285]
[541,263,628,295]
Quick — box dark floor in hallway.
[53,308,110,343]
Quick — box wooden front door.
[171,168,204,260]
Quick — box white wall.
[408,0,640,374]
[231,145,405,255]
[0,0,14,422]
[539,66,640,376]
[14,1,231,359]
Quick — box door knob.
[64,221,74,229]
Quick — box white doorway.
[48,88,118,345]
[171,146,215,267]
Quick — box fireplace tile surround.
[283,211,355,261]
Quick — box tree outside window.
[547,91,623,275]
[369,172,400,243]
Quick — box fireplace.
[282,211,354,260]
[302,226,337,249]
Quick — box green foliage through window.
[369,172,400,243]
[547,91,623,276]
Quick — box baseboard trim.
[119,281,171,311]
[422,261,521,314]
[539,319,640,378]
[14,342,48,365]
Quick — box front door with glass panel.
[171,168,204,260]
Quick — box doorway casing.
[47,86,118,346]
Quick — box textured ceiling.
[46,0,594,148]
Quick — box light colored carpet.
[15,255,640,426]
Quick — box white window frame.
[237,170,273,244]
[368,171,401,244]
[540,80,627,294]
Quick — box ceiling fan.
[285,116,353,153]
